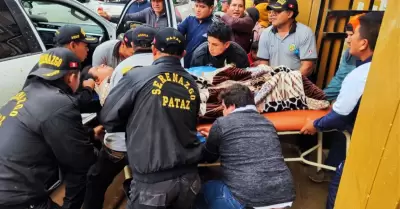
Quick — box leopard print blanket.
[191,65,329,123]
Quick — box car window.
[22,0,103,34]
[0,1,33,59]
[106,0,131,3]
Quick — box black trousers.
[5,199,61,209]
[82,146,127,209]
[127,172,201,209]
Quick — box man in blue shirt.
[300,12,384,209]
[323,14,365,102]
[178,0,215,68]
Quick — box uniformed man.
[257,0,318,76]
[23,25,98,87]
[0,48,96,209]
[82,25,157,209]
[22,25,101,114]
[110,25,157,87]
[100,28,202,209]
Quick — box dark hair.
[207,21,232,43]
[358,12,384,51]
[345,24,353,32]
[219,84,255,108]
[246,7,260,23]
[253,0,268,6]
[227,0,245,7]
[80,65,93,83]
[195,0,214,6]
[250,41,259,51]
[164,46,185,56]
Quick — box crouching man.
[197,84,295,209]
[0,48,96,209]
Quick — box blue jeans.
[324,132,347,168]
[326,161,345,209]
[196,180,244,209]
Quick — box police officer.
[82,25,157,209]
[24,25,98,88]
[0,48,96,209]
[100,28,202,209]
[23,25,101,114]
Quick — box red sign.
[69,62,78,68]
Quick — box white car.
[0,0,178,106]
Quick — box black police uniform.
[99,28,202,209]
[0,48,96,209]
[22,25,101,114]
[82,25,157,209]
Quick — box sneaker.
[309,170,333,183]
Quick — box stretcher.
[197,109,351,171]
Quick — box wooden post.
[335,1,400,208]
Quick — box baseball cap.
[153,27,185,55]
[123,25,157,48]
[30,48,82,81]
[55,25,98,45]
[267,0,298,13]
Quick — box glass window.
[106,0,131,4]
[0,1,31,59]
[22,0,103,34]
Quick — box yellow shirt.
[245,0,253,8]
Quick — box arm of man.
[234,51,250,68]
[299,61,314,77]
[99,74,137,133]
[202,120,223,163]
[177,16,189,35]
[42,106,96,209]
[190,44,207,67]
[77,87,102,113]
[123,7,149,23]
[221,15,254,33]
[313,72,365,131]
[256,30,270,65]
[298,28,318,76]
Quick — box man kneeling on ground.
[197,84,295,209]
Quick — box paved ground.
[50,142,329,209]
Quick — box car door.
[20,0,117,67]
[0,0,46,106]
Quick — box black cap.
[153,27,185,55]
[267,0,298,12]
[123,25,157,48]
[30,48,82,80]
[55,25,98,45]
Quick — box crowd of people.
[0,0,385,209]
